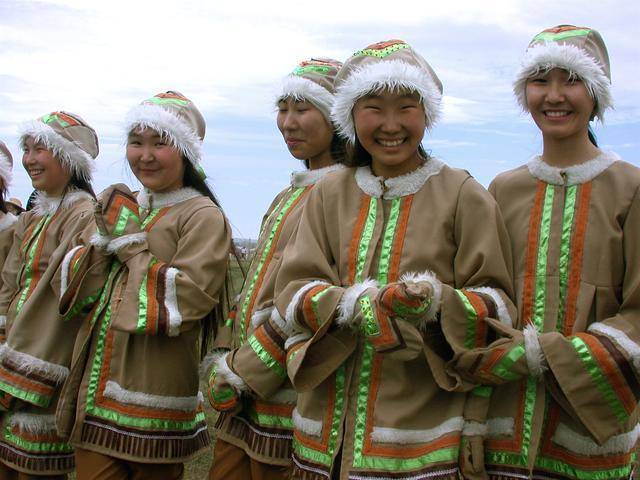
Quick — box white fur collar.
[527,151,619,185]
[137,186,202,209]
[355,157,445,199]
[32,189,92,216]
[0,212,17,232]
[291,163,346,188]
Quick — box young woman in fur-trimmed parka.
[208,58,346,480]
[0,113,99,478]
[452,26,640,480]
[272,40,516,480]
[0,141,20,337]
[55,92,232,479]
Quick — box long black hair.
[0,182,6,214]
[183,160,246,358]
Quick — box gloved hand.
[94,183,142,239]
[207,352,246,415]
[377,280,433,322]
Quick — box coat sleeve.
[0,215,25,344]
[418,177,518,392]
[533,184,640,444]
[109,205,232,337]
[274,184,359,391]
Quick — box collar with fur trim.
[355,157,445,199]
[137,187,202,210]
[0,212,17,232]
[291,164,346,188]
[527,151,619,185]
[32,190,93,217]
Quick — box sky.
[1,0,638,238]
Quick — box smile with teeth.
[544,111,571,117]
[29,169,44,176]
[377,138,405,147]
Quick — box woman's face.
[352,89,426,177]
[276,98,333,162]
[22,137,71,196]
[526,68,595,143]
[126,128,185,193]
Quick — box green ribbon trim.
[248,334,287,379]
[571,336,629,423]
[556,185,577,332]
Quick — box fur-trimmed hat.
[331,39,443,144]
[276,58,343,122]
[19,112,99,182]
[125,91,205,167]
[0,141,12,187]
[513,25,612,121]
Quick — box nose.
[380,111,402,133]
[546,78,566,103]
[139,145,154,162]
[281,111,299,131]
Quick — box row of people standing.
[0,23,636,480]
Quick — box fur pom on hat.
[331,40,443,144]
[19,112,98,182]
[0,141,13,187]
[125,91,205,167]
[276,58,342,122]
[513,25,612,121]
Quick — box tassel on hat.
[331,39,443,144]
[19,112,99,182]
[513,25,612,121]
[0,141,13,187]
[125,91,206,168]
[276,58,343,122]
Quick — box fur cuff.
[523,324,547,377]
[60,245,83,297]
[90,231,111,250]
[331,59,442,144]
[250,306,274,330]
[336,279,378,328]
[214,351,248,394]
[467,287,513,326]
[513,42,612,122]
[589,322,640,371]
[285,281,330,333]
[106,232,148,254]
[399,270,442,322]
[269,307,294,338]
[284,332,311,350]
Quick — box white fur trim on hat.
[527,151,619,185]
[291,163,345,188]
[467,287,513,327]
[125,104,203,166]
[19,120,94,181]
[331,60,442,144]
[336,279,378,328]
[513,42,613,121]
[277,76,335,121]
[523,324,547,377]
[399,270,442,323]
[0,151,12,186]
